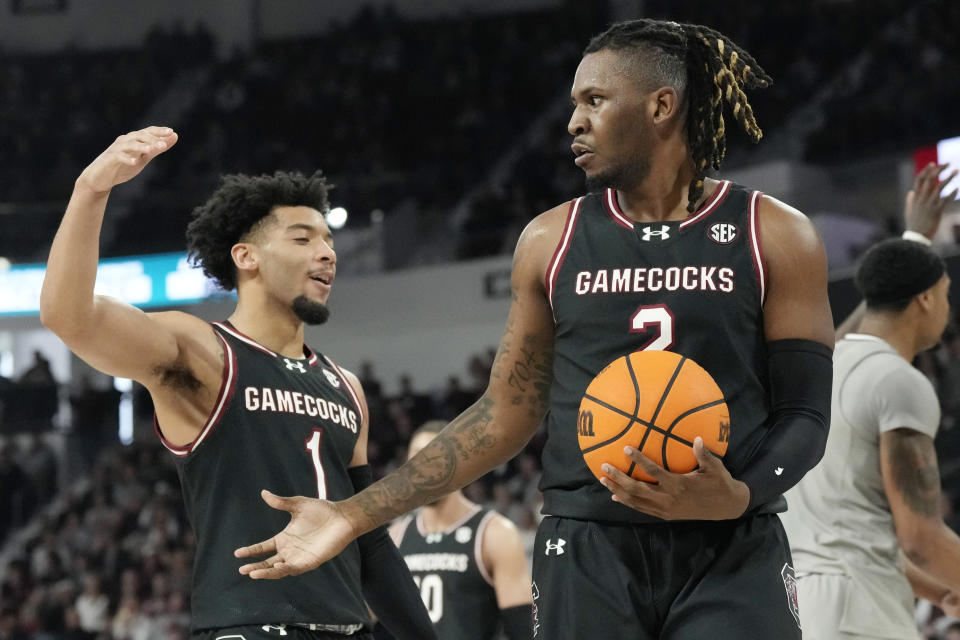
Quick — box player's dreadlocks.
[585,19,771,212]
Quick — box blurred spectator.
[0,443,29,542]
[17,351,55,387]
[20,434,59,506]
[74,574,109,637]
[438,375,477,419]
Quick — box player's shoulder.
[513,199,579,277]
[519,200,578,248]
[482,509,522,541]
[755,193,818,242]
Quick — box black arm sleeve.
[500,604,534,640]
[348,465,438,640]
[738,339,833,512]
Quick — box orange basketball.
[578,350,729,483]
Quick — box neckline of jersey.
[416,503,482,536]
[215,321,318,364]
[603,180,732,230]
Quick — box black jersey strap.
[738,339,833,512]
[348,465,438,640]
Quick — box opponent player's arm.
[903,553,951,605]
[881,427,960,592]
[482,514,533,640]
[40,127,193,383]
[341,371,438,640]
[736,196,835,511]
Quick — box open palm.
[234,490,358,579]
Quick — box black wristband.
[500,604,533,640]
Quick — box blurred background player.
[377,420,532,640]
[783,167,960,639]
[38,128,435,640]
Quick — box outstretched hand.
[905,162,958,240]
[599,437,750,521]
[77,126,178,195]
[234,490,358,579]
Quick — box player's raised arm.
[235,204,565,579]
[39,127,195,383]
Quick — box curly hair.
[585,19,771,212]
[185,170,330,291]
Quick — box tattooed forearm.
[889,431,941,518]
[352,397,498,525]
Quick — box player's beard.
[585,152,651,194]
[292,295,330,325]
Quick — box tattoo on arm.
[353,325,554,527]
[889,431,941,518]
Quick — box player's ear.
[651,87,681,125]
[232,242,259,275]
[915,288,936,313]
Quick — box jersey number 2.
[630,304,674,351]
[305,430,328,499]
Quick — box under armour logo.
[775,467,784,476]
[640,224,670,241]
[426,533,443,544]
[544,538,566,556]
[261,625,288,636]
[284,358,306,373]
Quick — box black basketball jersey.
[156,321,370,632]
[541,182,780,523]
[393,506,501,640]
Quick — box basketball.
[578,350,729,483]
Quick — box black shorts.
[531,514,801,640]
[192,625,373,640]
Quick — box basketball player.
[39,128,436,640]
[781,244,960,634]
[236,20,834,638]
[380,420,532,640]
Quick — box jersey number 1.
[630,304,675,351]
[305,430,328,499]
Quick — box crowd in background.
[2,2,960,267]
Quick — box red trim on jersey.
[748,190,767,306]
[325,356,365,424]
[604,181,732,230]
[604,189,634,229]
[305,346,320,367]
[155,331,238,456]
[679,180,732,229]
[546,197,584,313]
[212,321,277,357]
[475,510,497,587]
